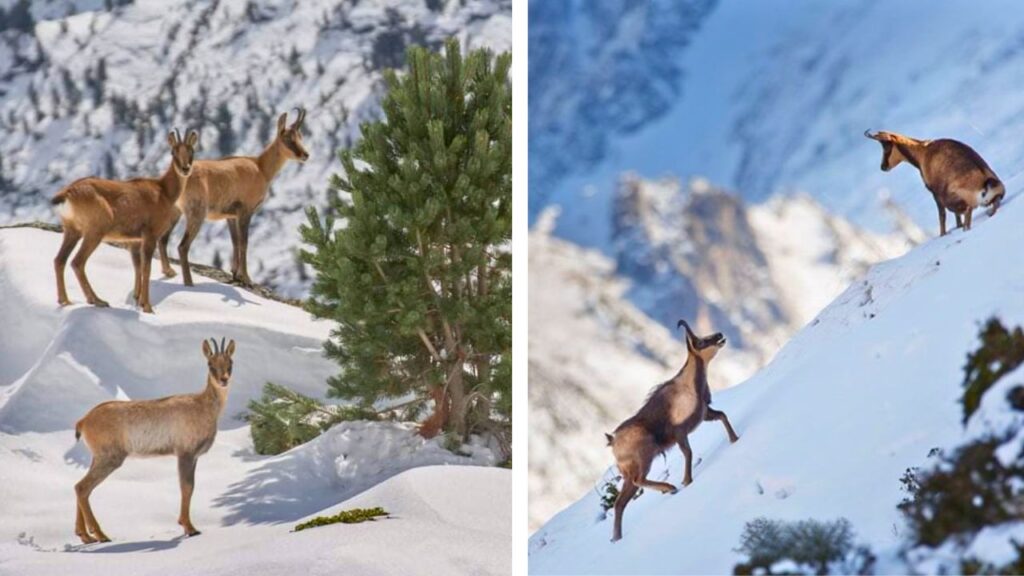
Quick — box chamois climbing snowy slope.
[0,0,511,297]
[529,193,1024,573]
[0,227,508,576]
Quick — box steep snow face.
[529,194,1024,573]
[0,227,506,575]
[0,0,510,297]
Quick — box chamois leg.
[74,499,95,544]
[71,233,108,308]
[177,215,203,287]
[955,212,963,230]
[227,217,241,277]
[158,210,180,278]
[177,453,201,536]
[677,435,694,487]
[75,453,125,543]
[139,236,157,314]
[235,211,254,286]
[705,408,740,444]
[610,477,638,542]
[964,207,973,231]
[633,454,677,495]
[935,199,947,236]
[130,244,142,303]
[55,228,82,306]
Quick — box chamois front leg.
[177,453,201,537]
[954,212,963,230]
[55,228,82,306]
[705,407,740,443]
[235,211,254,286]
[158,210,181,278]
[130,244,142,303]
[677,434,694,487]
[177,214,203,287]
[964,207,973,231]
[227,217,241,278]
[935,198,947,236]
[139,236,157,313]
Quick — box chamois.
[605,320,739,542]
[865,130,1004,235]
[72,338,235,543]
[159,108,310,287]
[52,129,197,313]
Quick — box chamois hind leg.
[71,232,107,308]
[130,244,142,303]
[964,207,973,231]
[74,498,94,544]
[158,210,180,278]
[632,449,677,495]
[235,211,254,286]
[75,453,125,543]
[177,214,203,287]
[705,408,740,444]
[611,477,638,542]
[55,228,82,306]
[955,212,963,230]
[177,453,201,536]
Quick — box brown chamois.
[159,108,310,287]
[865,130,1004,235]
[605,320,739,542]
[52,129,198,313]
[72,338,235,543]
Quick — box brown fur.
[72,338,235,543]
[159,109,309,287]
[865,130,1005,235]
[606,320,739,542]
[52,130,197,313]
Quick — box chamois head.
[276,108,310,163]
[864,130,918,172]
[167,129,198,177]
[980,178,1006,216]
[677,319,726,362]
[202,337,236,387]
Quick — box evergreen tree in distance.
[300,39,511,447]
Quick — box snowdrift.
[0,227,508,575]
[529,195,1024,574]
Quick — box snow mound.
[529,193,1024,574]
[0,226,508,575]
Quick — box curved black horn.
[864,129,881,140]
[175,128,183,144]
[677,319,697,339]
[209,337,219,354]
[220,337,226,355]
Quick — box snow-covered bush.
[246,382,377,455]
[732,517,875,575]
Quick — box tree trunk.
[418,383,449,439]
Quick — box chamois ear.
[186,129,199,147]
[225,339,236,357]
[202,339,214,360]
[292,107,306,130]
[277,112,288,134]
[167,130,179,148]
[677,319,697,353]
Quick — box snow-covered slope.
[0,0,511,297]
[529,192,1024,573]
[0,227,508,575]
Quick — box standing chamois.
[72,338,235,543]
[52,129,197,314]
[159,108,310,287]
[605,320,739,542]
[865,130,1004,235]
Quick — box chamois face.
[167,129,198,177]
[678,320,727,363]
[980,181,1006,216]
[202,338,236,387]
[864,131,907,172]
[276,109,310,163]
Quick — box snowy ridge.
[0,0,511,297]
[0,227,508,575]
[529,191,1024,573]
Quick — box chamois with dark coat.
[865,130,1004,235]
[72,338,235,543]
[605,320,739,542]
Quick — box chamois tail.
[74,420,82,442]
[605,432,614,446]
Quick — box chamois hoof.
[77,533,97,544]
[669,487,679,495]
[610,536,621,543]
[142,306,155,314]
[183,278,194,287]
[58,299,72,307]
[682,479,692,488]
[162,267,177,278]
[90,299,110,308]
[730,435,740,444]
[184,529,201,537]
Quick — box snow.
[0,227,509,575]
[529,190,1024,573]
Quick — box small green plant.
[961,317,1024,423]
[597,476,641,513]
[246,382,377,455]
[293,507,389,532]
[733,517,874,575]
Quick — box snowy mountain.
[528,177,916,530]
[0,226,508,575]
[532,0,1024,248]
[0,0,511,297]
[529,191,1024,573]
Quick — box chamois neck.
[160,162,187,203]
[672,353,702,384]
[203,377,228,415]
[256,138,289,180]
[895,139,926,169]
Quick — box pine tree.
[300,38,511,442]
